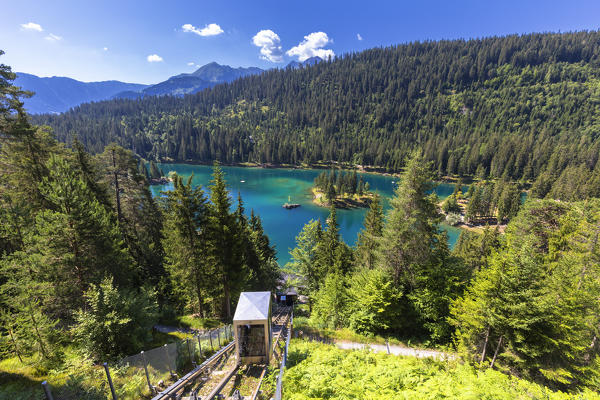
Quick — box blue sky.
[2,0,599,84]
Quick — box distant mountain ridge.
[16,62,266,114]
[113,62,264,99]
[285,56,324,69]
[15,73,148,114]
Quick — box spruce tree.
[378,151,441,285]
[208,164,245,319]
[289,219,323,310]
[161,173,213,315]
[355,194,384,270]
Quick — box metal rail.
[150,340,235,400]
[152,306,292,400]
[204,365,240,400]
[252,307,292,400]
[274,311,293,400]
[206,306,293,400]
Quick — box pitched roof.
[233,291,271,322]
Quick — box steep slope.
[14,73,147,114]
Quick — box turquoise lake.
[150,164,463,266]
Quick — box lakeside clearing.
[311,187,374,209]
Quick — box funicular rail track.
[152,306,292,400]
[150,340,236,400]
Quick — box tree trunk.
[26,299,48,359]
[111,148,123,224]
[8,328,23,363]
[489,335,503,369]
[224,282,231,320]
[195,276,204,319]
[480,326,490,365]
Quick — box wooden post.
[41,381,54,400]
[141,351,153,393]
[197,335,203,359]
[103,363,118,400]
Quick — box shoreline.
[152,161,509,236]
[153,159,477,185]
[311,188,373,209]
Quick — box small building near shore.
[233,291,272,364]
[276,289,298,306]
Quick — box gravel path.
[334,340,455,360]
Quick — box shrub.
[73,278,158,360]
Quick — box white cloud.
[357,33,363,41]
[103,47,109,51]
[252,30,283,63]
[187,62,195,66]
[45,33,62,42]
[182,23,224,37]
[147,54,163,63]
[286,32,335,62]
[21,22,43,32]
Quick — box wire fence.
[42,325,233,400]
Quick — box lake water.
[150,164,463,266]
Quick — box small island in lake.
[312,169,374,209]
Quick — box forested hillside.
[34,30,600,199]
[0,53,279,378]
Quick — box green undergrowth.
[293,312,440,351]
[282,340,599,400]
[0,329,210,400]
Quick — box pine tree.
[34,155,134,318]
[316,205,353,277]
[378,151,441,285]
[161,173,213,315]
[355,194,384,270]
[96,145,166,287]
[208,164,245,319]
[289,219,323,311]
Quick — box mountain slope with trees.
[34,30,600,199]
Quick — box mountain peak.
[286,56,323,69]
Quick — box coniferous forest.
[2,30,600,400]
[0,53,279,366]
[34,30,600,200]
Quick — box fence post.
[103,362,118,400]
[187,338,195,366]
[217,328,221,347]
[163,344,174,378]
[197,334,203,358]
[386,339,391,355]
[141,351,153,394]
[41,381,54,400]
[209,329,214,350]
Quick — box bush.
[445,212,462,226]
[442,195,461,214]
[73,278,158,360]
[347,268,400,335]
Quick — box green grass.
[292,306,440,351]
[175,315,222,330]
[282,340,599,400]
[0,323,227,400]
